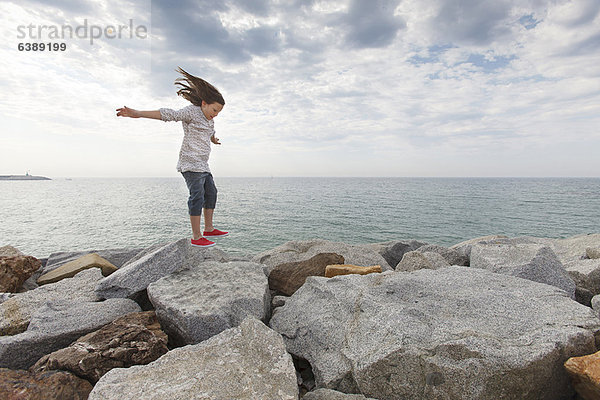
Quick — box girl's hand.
[116,106,140,118]
[211,136,221,145]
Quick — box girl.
[116,67,228,248]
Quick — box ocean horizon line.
[4,175,600,180]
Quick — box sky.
[1,0,599,178]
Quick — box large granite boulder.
[0,268,102,335]
[365,239,428,269]
[0,298,140,370]
[95,239,229,300]
[269,253,345,295]
[37,253,117,285]
[89,317,298,400]
[32,311,168,382]
[469,241,576,298]
[536,234,600,264]
[415,244,469,266]
[253,239,393,274]
[395,251,450,272]
[147,261,270,345]
[450,235,508,260]
[270,267,600,399]
[0,255,41,292]
[0,368,92,400]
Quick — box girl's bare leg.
[190,215,202,240]
[203,208,215,232]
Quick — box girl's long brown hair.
[174,67,225,106]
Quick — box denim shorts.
[181,171,217,216]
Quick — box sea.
[1,177,599,259]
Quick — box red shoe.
[191,237,216,247]
[203,229,229,237]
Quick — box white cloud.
[1,0,599,177]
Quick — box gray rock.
[0,293,14,304]
[21,247,145,292]
[272,295,288,308]
[95,239,229,300]
[566,258,600,304]
[591,294,600,318]
[0,268,103,335]
[395,251,450,272]
[303,388,377,400]
[416,244,469,266]
[0,298,140,369]
[89,317,298,400]
[147,261,270,345]
[270,267,600,400]
[365,240,428,269]
[44,247,144,273]
[253,239,393,274]
[450,235,509,260]
[516,234,600,264]
[470,242,576,298]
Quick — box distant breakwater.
[0,175,50,181]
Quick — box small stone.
[0,368,92,400]
[0,256,42,292]
[268,253,345,296]
[564,350,600,400]
[37,253,117,285]
[587,247,600,260]
[325,264,382,278]
[272,295,288,308]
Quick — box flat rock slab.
[253,239,393,275]
[89,317,298,400]
[0,368,92,400]
[0,298,141,370]
[470,241,576,298]
[270,266,600,400]
[324,264,382,278]
[0,268,103,335]
[269,253,345,295]
[32,311,168,383]
[148,261,270,345]
[95,239,229,300]
[37,253,117,285]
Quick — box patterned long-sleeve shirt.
[159,105,215,173]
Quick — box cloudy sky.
[1,0,599,177]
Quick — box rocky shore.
[1,233,600,399]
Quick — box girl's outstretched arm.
[116,106,161,119]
